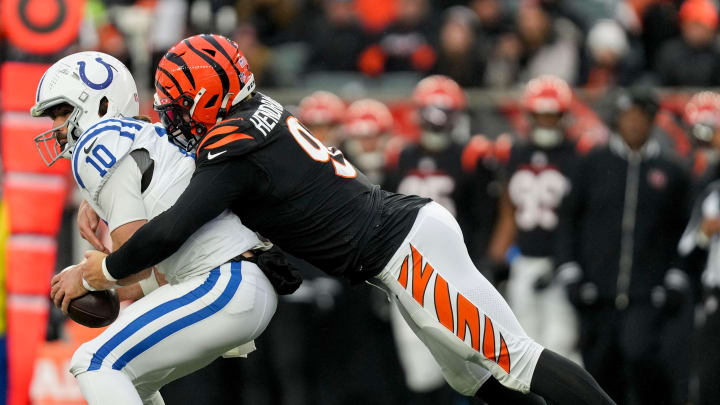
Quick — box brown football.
[68,290,120,328]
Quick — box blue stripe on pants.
[112,261,243,370]
[87,267,224,371]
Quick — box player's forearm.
[105,206,206,279]
[116,283,143,301]
[105,161,240,279]
[116,268,152,286]
[487,190,516,262]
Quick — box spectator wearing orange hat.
[357,0,437,76]
[655,0,720,86]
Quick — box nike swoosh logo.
[207,150,227,160]
[83,138,98,154]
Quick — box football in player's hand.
[68,290,120,328]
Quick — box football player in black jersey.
[488,76,582,363]
[70,34,615,405]
[384,75,497,266]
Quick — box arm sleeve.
[97,156,148,233]
[104,158,254,279]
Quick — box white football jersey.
[72,117,260,283]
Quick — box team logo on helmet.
[77,57,114,90]
[30,51,139,166]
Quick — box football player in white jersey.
[41,52,278,405]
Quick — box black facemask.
[155,94,207,152]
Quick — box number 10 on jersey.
[287,116,357,178]
[86,144,116,177]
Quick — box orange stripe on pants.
[410,245,433,306]
[456,293,480,351]
[398,255,409,288]
[434,275,454,332]
[483,315,496,362]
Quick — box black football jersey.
[194,93,430,281]
[384,143,498,263]
[505,139,580,257]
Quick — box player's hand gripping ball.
[54,265,120,328]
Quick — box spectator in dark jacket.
[470,0,513,39]
[432,6,486,87]
[655,0,720,86]
[484,0,580,87]
[554,88,691,405]
[306,0,370,72]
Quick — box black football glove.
[245,246,303,295]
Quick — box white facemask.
[420,130,451,152]
[531,128,563,148]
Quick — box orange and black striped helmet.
[154,34,255,151]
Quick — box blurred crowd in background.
[7,0,720,405]
[18,0,720,94]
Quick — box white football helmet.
[31,51,139,166]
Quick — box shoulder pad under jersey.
[196,93,291,164]
[195,118,258,164]
[72,117,148,203]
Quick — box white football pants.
[70,261,277,404]
[389,301,446,392]
[372,202,544,395]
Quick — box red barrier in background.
[3,174,67,236]
[6,296,49,405]
[0,63,52,112]
[1,3,83,398]
[1,114,70,175]
[6,236,57,296]
[1,0,84,55]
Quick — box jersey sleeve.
[96,156,148,233]
[72,118,146,206]
[195,118,260,165]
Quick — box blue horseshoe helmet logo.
[77,57,114,90]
